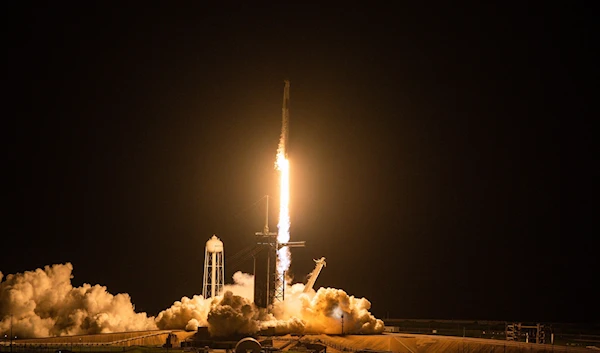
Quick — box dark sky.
[4,4,595,323]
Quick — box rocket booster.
[279,80,290,157]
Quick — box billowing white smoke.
[220,271,254,300]
[270,283,385,334]
[207,291,265,337]
[155,295,214,331]
[155,271,257,334]
[156,272,384,336]
[0,263,157,338]
[1,265,383,338]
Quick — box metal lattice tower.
[273,268,285,302]
[202,235,224,299]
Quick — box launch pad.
[8,331,591,353]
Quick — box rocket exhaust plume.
[0,263,157,338]
[276,80,292,289]
[1,264,384,338]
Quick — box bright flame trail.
[276,80,291,286]
[276,149,290,273]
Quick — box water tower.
[202,235,224,298]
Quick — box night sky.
[4,4,595,323]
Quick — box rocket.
[276,80,304,250]
[279,80,290,157]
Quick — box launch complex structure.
[202,81,324,310]
[253,80,306,309]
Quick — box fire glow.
[276,80,292,286]
[276,150,291,276]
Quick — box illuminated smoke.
[155,271,254,332]
[221,271,254,300]
[0,263,157,338]
[155,295,213,330]
[270,283,384,334]
[156,271,383,336]
[1,266,383,338]
[207,291,262,337]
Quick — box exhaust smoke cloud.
[1,264,383,338]
[0,263,157,338]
